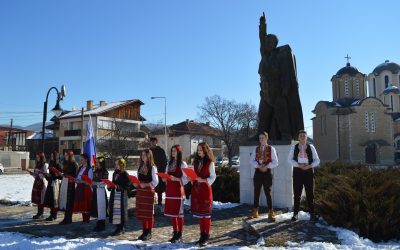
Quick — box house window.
[344,79,349,96]
[373,78,376,97]
[370,112,376,133]
[365,112,369,132]
[356,79,360,97]
[385,75,389,88]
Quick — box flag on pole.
[84,115,96,168]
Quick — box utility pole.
[80,108,84,154]
[8,118,13,150]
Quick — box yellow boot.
[268,209,276,222]
[248,208,259,219]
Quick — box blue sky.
[0,1,399,135]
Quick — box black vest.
[293,143,313,165]
[138,164,153,183]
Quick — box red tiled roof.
[153,120,221,137]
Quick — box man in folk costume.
[135,149,159,241]
[249,131,279,221]
[43,151,63,221]
[59,150,78,224]
[109,159,130,236]
[163,145,188,243]
[149,137,168,214]
[73,153,93,223]
[31,152,49,219]
[91,155,109,231]
[190,142,217,247]
[288,130,320,222]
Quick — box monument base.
[239,143,294,210]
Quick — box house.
[152,119,224,161]
[313,60,400,165]
[56,100,147,160]
[0,126,34,151]
[0,126,33,169]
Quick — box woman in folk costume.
[73,153,93,223]
[91,155,109,232]
[190,142,216,247]
[135,149,158,241]
[43,150,63,221]
[109,159,130,236]
[31,152,49,219]
[59,150,78,224]
[163,145,188,243]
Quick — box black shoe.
[33,213,43,220]
[45,215,55,221]
[196,232,207,246]
[291,214,298,222]
[310,214,318,222]
[111,225,124,236]
[138,229,147,240]
[142,230,152,241]
[94,220,106,232]
[197,232,209,247]
[169,231,178,243]
[174,231,182,243]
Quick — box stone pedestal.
[239,144,293,210]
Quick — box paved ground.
[0,200,259,248]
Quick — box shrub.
[212,166,240,203]
[315,161,400,242]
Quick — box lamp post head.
[60,85,67,100]
[51,98,63,116]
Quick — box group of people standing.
[29,137,216,247]
[249,130,320,222]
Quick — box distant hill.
[0,122,52,132]
[24,122,52,132]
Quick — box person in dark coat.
[43,151,63,221]
[59,150,78,225]
[31,152,48,219]
[150,137,167,213]
[109,159,130,236]
[91,155,109,231]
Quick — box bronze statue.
[257,12,304,143]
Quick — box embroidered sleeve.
[206,162,217,185]
[150,166,159,188]
[310,145,321,168]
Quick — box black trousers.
[253,170,273,209]
[293,167,314,215]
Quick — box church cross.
[345,54,351,64]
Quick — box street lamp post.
[41,85,66,153]
[151,96,167,152]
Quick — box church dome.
[372,60,400,76]
[336,63,362,77]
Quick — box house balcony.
[64,129,81,137]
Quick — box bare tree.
[198,95,257,163]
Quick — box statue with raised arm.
[257,12,304,144]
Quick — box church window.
[370,112,376,133]
[365,112,369,132]
[391,95,394,111]
[356,79,360,97]
[344,79,349,96]
[385,75,389,88]
[372,78,376,97]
